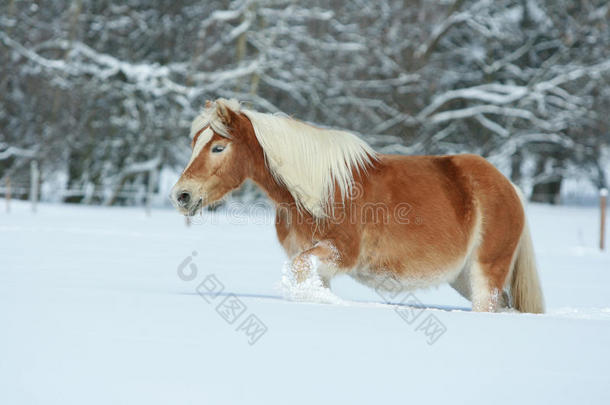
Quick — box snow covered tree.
[1,0,608,205]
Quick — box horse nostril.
[177,191,191,206]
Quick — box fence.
[1,175,608,251]
[1,161,159,216]
[601,188,608,251]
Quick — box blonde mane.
[191,99,377,217]
[190,99,240,139]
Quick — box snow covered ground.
[1,200,609,404]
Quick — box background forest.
[1,0,609,206]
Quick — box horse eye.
[211,145,225,153]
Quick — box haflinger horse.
[171,98,544,313]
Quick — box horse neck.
[249,155,295,207]
[239,115,295,207]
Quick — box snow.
[280,257,343,304]
[1,200,610,404]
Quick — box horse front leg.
[290,240,341,288]
[281,233,358,303]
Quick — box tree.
[1,0,609,205]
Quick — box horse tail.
[510,186,545,314]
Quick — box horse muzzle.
[170,182,206,216]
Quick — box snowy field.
[1,200,610,404]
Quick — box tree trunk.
[530,157,563,204]
[510,150,523,186]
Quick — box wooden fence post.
[601,188,607,251]
[145,169,157,217]
[30,160,39,213]
[5,177,10,213]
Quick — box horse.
[171,98,544,313]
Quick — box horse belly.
[348,261,465,293]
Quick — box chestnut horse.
[172,99,544,313]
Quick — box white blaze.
[184,127,213,173]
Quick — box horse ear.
[217,102,234,126]
[205,100,212,108]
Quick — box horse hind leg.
[450,259,509,310]
[469,255,514,312]
[450,265,472,302]
[468,206,522,312]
